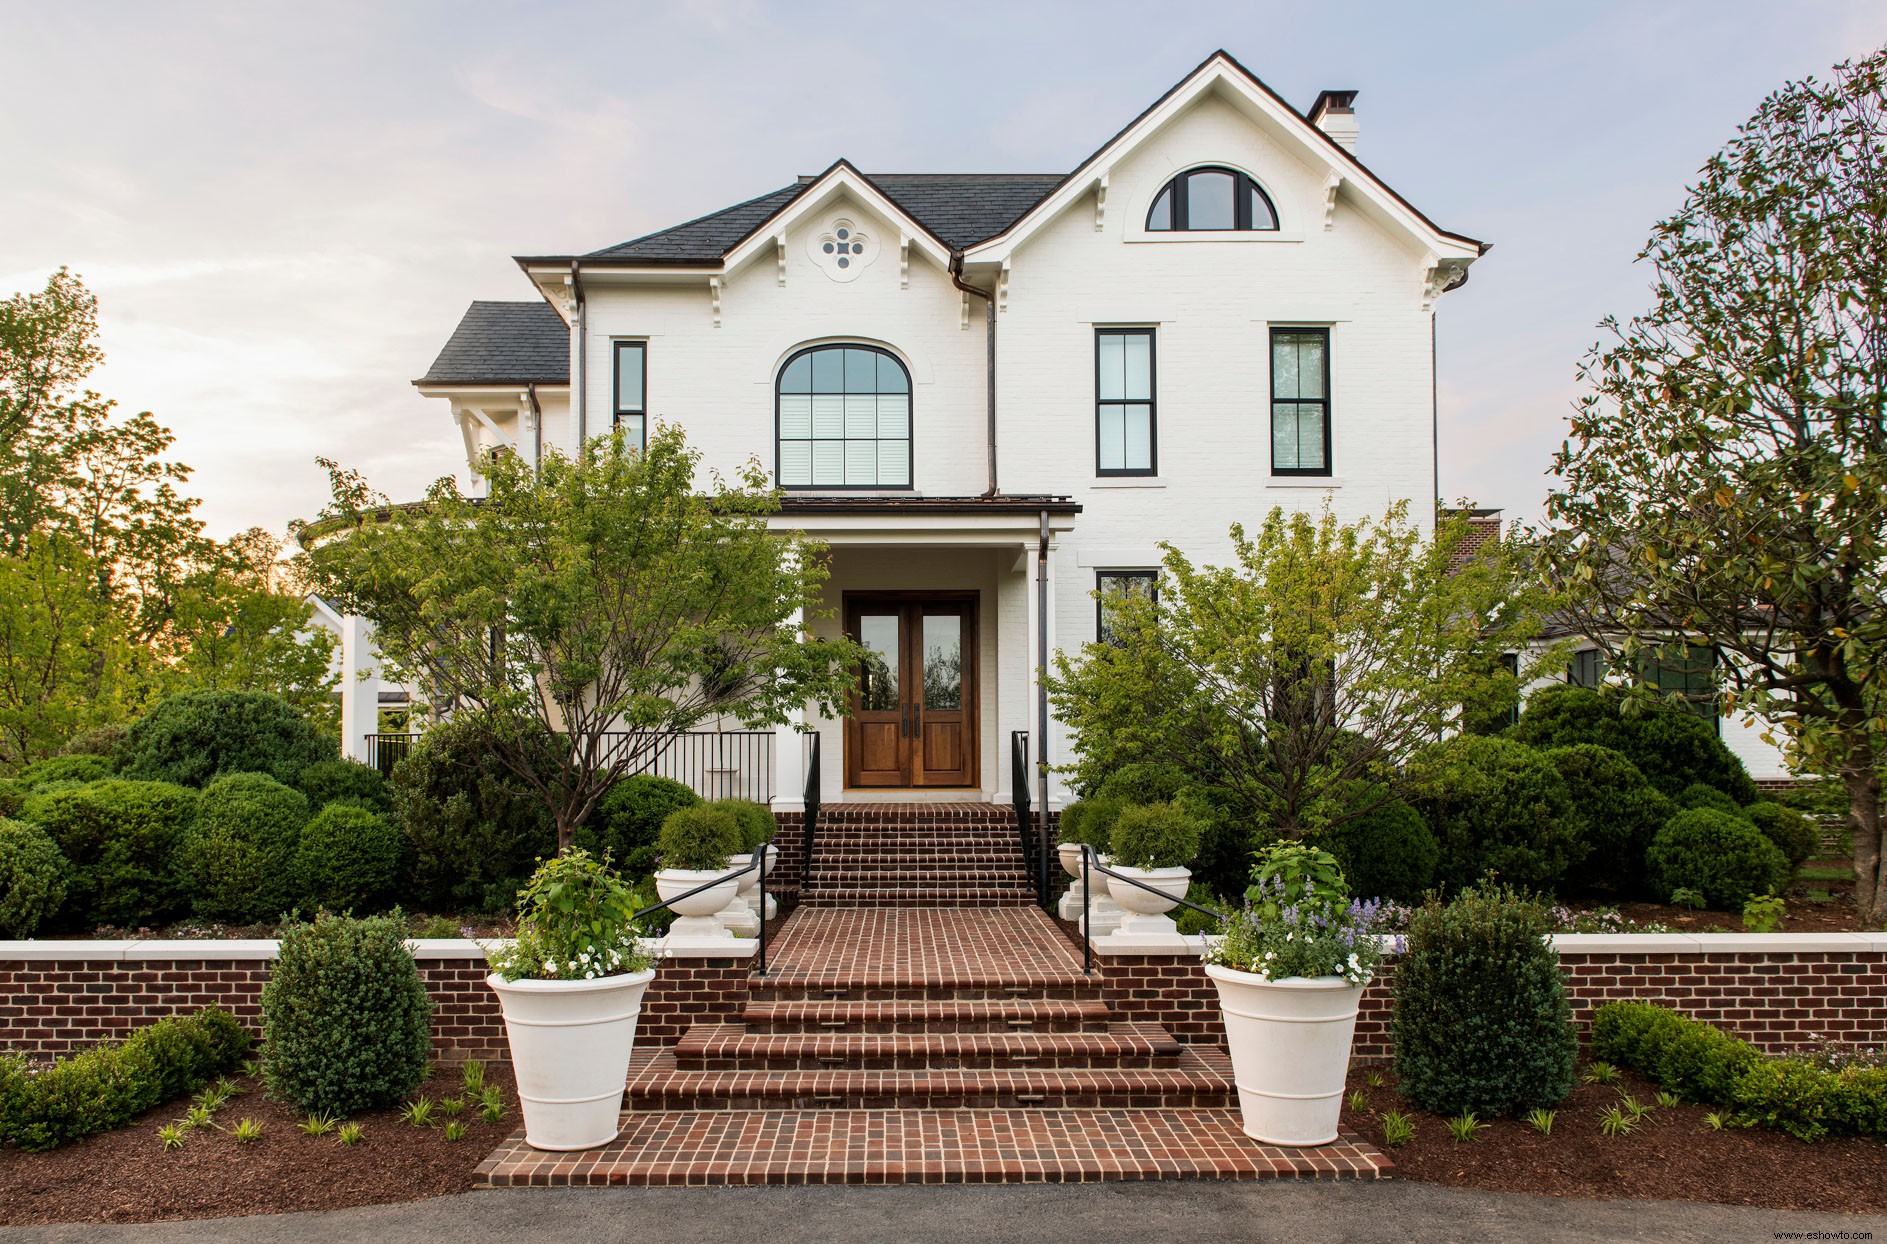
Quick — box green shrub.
[1646,808,1790,910]
[18,754,113,788]
[0,1008,250,1151]
[1175,784,1259,900]
[0,818,68,937]
[175,773,311,923]
[0,779,24,819]
[716,799,777,853]
[1390,885,1577,1117]
[1408,735,1582,894]
[1678,783,1744,817]
[1107,801,1203,870]
[655,804,741,871]
[296,758,391,814]
[1745,802,1818,872]
[261,913,432,1116]
[21,780,198,928]
[575,775,700,878]
[56,722,129,762]
[294,803,403,912]
[1316,790,1437,903]
[1544,745,1672,897]
[1510,686,1757,804]
[1094,763,1192,805]
[1055,797,1124,849]
[1174,881,1229,935]
[1590,1000,1758,1103]
[119,691,337,789]
[388,718,556,912]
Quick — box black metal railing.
[1011,730,1045,908]
[365,733,419,778]
[631,846,773,976]
[800,733,821,888]
[1073,844,1224,976]
[359,729,773,801]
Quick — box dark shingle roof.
[581,173,1065,263]
[416,301,568,386]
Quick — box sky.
[3,1,1884,540]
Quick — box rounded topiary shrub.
[655,804,742,871]
[1646,808,1790,909]
[175,773,311,923]
[1094,763,1192,806]
[388,718,556,912]
[1678,782,1744,817]
[0,817,68,937]
[261,912,433,1116]
[119,690,337,789]
[1317,792,1437,904]
[1408,735,1582,895]
[18,754,113,788]
[296,758,391,814]
[1055,797,1123,849]
[715,799,776,853]
[294,803,403,912]
[56,722,129,762]
[1107,801,1203,870]
[1391,885,1577,1117]
[1509,685,1757,804]
[1544,744,1672,897]
[21,780,198,928]
[1745,801,1818,872]
[577,775,701,878]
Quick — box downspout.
[1036,507,1051,901]
[1430,311,1439,518]
[949,255,998,496]
[569,261,588,444]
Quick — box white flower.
[585,970,596,979]
[544,961,558,974]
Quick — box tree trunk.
[1842,747,1885,928]
[554,810,578,855]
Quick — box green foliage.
[1678,783,1743,817]
[1542,744,1671,897]
[1669,887,1707,910]
[1313,789,1437,903]
[175,772,309,923]
[1408,735,1583,894]
[1380,1111,1414,1147]
[1391,885,1577,1117]
[19,754,112,787]
[1744,802,1818,871]
[655,804,741,871]
[574,774,700,878]
[22,779,198,928]
[1094,763,1192,806]
[1647,808,1791,910]
[1590,1001,1757,1103]
[1445,1112,1487,1143]
[296,758,391,815]
[1208,875,1389,984]
[1526,1107,1556,1135]
[388,717,556,913]
[1509,687,1757,805]
[1245,840,1347,912]
[120,690,337,789]
[716,799,777,853]
[400,1096,434,1128]
[1107,801,1203,870]
[1054,798,1123,849]
[1173,881,1228,935]
[1174,784,1257,900]
[1742,891,1787,933]
[58,722,128,762]
[1581,1061,1623,1086]
[293,803,402,912]
[0,1008,249,1151]
[485,849,653,982]
[261,912,432,1117]
[1596,1103,1637,1137]
[335,1121,364,1145]
[0,817,68,936]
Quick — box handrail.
[1011,731,1044,908]
[801,733,821,890]
[631,847,772,976]
[1075,843,1224,976]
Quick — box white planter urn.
[1104,863,1191,935]
[1056,843,1116,932]
[736,844,779,921]
[1205,964,1365,1147]
[487,967,656,1151]
[654,866,741,938]
[716,855,760,937]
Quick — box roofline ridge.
[580,181,800,257]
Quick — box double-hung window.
[613,341,647,449]
[1096,329,1155,476]
[1096,570,1158,644]
[1271,328,1330,475]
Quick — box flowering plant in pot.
[485,849,657,1151]
[1103,801,1202,934]
[1204,843,1396,1147]
[653,804,745,937]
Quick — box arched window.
[1145,166,1278,232]
[776,344,912,489]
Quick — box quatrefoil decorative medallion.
[807,217,878,283]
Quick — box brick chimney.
[1308,90,1359,150]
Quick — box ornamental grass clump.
[485,849,654,983]
[1204,845,1394,984]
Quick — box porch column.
[339,613,382,763]
[772,596,807,812]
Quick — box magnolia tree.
[1541,48,1887,926]
[1049,502,1549,839]
[301,425,857,850]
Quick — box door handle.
[911,705,922,737]
[901,704,911,737]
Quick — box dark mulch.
[1343,1064,1887,1213]
[0,1063,518,1227]
[1571,868,1862,934]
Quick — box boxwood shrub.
[655,804,742,871]
[294,803,403,913]
[17,754,113,788]
[1094,763,1192,805]
[576,775,701,878]
[0,817,68,937]
[175,772,311,923]
[1678,782,1744,817]
[1745,802,1818,872]
[1544,744,1672,897]
[261,913,432,1117]
[1107,801,1203,870]
[1509,685,1758,804]
[296,758,391,814]
[1316,790,1437,904]
[1055,797,1122,849]
[716,799,777,853]
[22,780,199,928]
[388,718,556,912]
[1646,808,1790,909]
[1408,735,1582,894]
[119,690,337,789]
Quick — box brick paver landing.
[762,907,1086,990]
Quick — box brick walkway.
[760,907,1086,990]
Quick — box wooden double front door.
[843,593,978,788]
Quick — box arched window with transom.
[776,344,912,490]
[1145,166,1278,232]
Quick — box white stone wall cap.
[409,938,499,959]
[0,940,137,961]
[121,939,282,961]
[655,934,760,958]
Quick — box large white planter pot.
[1205,964,1365,1147]
[487,967,656,1151]
[655,867,740,938]
[716,855,760,937]
[1105,864,1191,935]
[736,844,779,920]
[1056,842,1099,923]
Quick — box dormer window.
[1146,167,1278,232]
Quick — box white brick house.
[367,49,1694,807]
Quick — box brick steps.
[741,997,1114,1034]
[674,1021,1181,1071]
[803,889,1035,908]
[798,801,1030,907]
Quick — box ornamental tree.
[1049,502,1549,840]
[301,425,856,850]
[1541,48,1887,926]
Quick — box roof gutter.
[568,261,587,445]
[949,254,998,497]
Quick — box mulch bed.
[0,1063,517,1227]
[1568,868,1862,934]
[1342,1064,1887,1213]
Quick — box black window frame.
[773,343,914,492]
[1638,641,1721,732]
[1146,166,1280,233]
[1096,570,1159,645]
[1568,648,1605,688]
[612,340,647,450]
[1094,327,1157,478]
[1269,326,1332,477]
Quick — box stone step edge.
[673,1022,1181,1067]
[740,997,1114,1032]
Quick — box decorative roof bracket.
[709,276,722,327]
[1322,170,1342,232]
[1095,172,1109,232]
